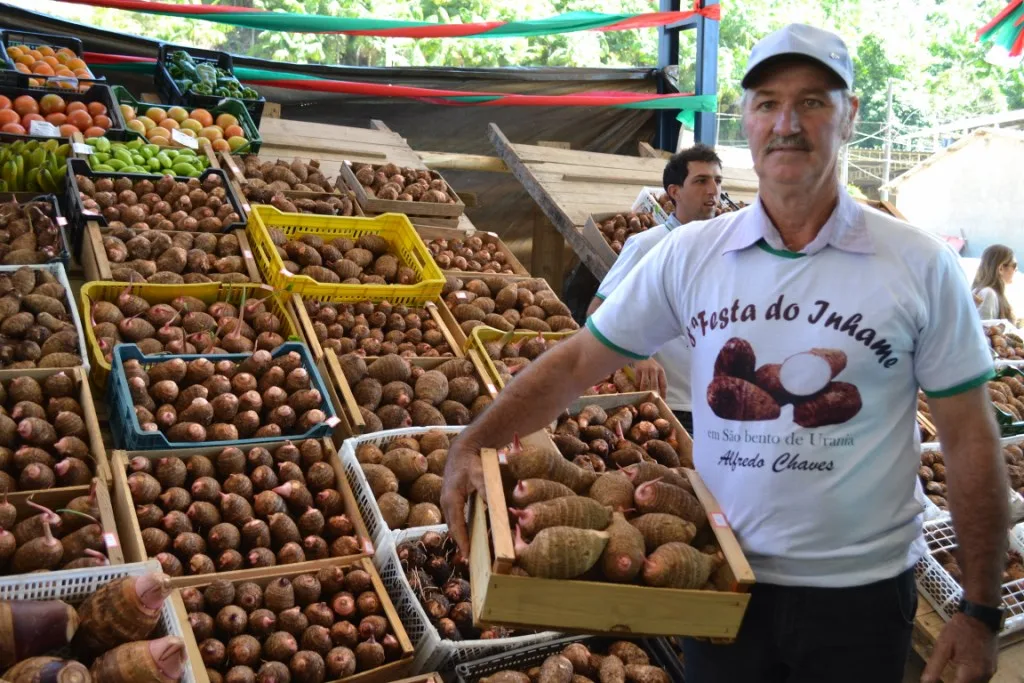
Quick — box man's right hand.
[440,434,485,555]
[633,358,668,399]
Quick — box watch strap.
[958,598,1005,633]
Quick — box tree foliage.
[43,0,1024,137]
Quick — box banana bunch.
[0,138,71,193]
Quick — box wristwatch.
[958,598,1006,633]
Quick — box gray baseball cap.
[741,24,854,90]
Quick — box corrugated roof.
[883,128,1024,191]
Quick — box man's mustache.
[766,136,810,152]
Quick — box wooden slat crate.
[414,225,529,277]
[179,557,416,683]
[79,222,262,284]
[339,161,465,223]
[468,433,754,637]
[109,436,374,588]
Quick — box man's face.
[667,161,723,223]
[741,61,858,188]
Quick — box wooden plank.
[419,152,509,173]
[538,140,571,150]
[531,204,564,292]
[258,117,411,149]
[488,124,610,281]
[638,141,670,159]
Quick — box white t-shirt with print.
[597,216,693,412]
[588,190,995,588]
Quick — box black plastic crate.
[454,635,686,682]
[0,29,106,90]
[64,157,247,259]
[154,43,265,127]
[0,83,125,137]
[0,192,72,267]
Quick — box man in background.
[586,145,724,434]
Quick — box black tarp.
[1,4,667,279]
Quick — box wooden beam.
[538,140,571,150]
[488,123,609,280]
[418,152,509,173]
[530,140,569,291]
[369,119,392,132]
[638,141,670,159]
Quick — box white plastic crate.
[0,263,89,375]
[914,518,1024,637]
[0,559,198,683]
[919,436,1024,521]
[374,524,561,674]
[339,426,466,550]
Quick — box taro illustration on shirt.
[706,337,863,427]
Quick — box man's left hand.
[632,358,667,400]
[921,613,999,683]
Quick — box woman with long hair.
[973,244,1017,321]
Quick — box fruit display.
[394,528,532,640]
[468,640,674,683]
[919,443,1024,509]
[593,212,658,255]
[0,91,115,137]
[0,137,70,193]
[83,137,211,174]
[164,49,260,101]
[350,162,458,204]
[123,440,364,576]
[0,266,82,369]
[97,227,255,284]
[0,197,66,264]
[549,401,692,474]
[301,299,455,358]
[986,322,1024,360]
[0,489,112,572]
[442,275,579,336]
[0,369,98,493]
[74,168,243,231]
[119,101,251,153]
[499,435,722,588]
[265,228,420,286]
[989,374,1024,421]
[4,41,95,88]
[424,233,519,274]
[122,347,330,443]
[237,156,358,217]
[338,353,491,431]
[354,429,451,532]
[182,568,407,682]
[0,573,188,682]
[87,287,291,369]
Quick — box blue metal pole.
[694,0,720,145]
[656,0,681,152]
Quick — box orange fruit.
[6,46,21,58]
[166,106,188,123]
[190,108,213,127]
[39,93,65,115]
[67,109,92,131]
[43,56,59,68]
[38,46,55,57]
[26,50,42,62]
[13,63,29,75]
[199,126,222,142]
[44,112,67,126]
[83,126,106,138]
[145,107,166,123]
[20,113,44,128]
[0,96,10,110]
[1,123,26,134]
[119,104,135,122]
[12,95,38,116]
[211,138,231,153]
[93,114,111,129]
[65,101,87,114]
[158,118,179,131]
[223,124,244,139]
[73,68,90,78]
[59,123,79,137]
[87,102,107,117]
[145,127,169,141]
[0,110,19,126]
[31,63,54,76]
[126,120,146,135]
[136,115,155,131]
[179,118,202,133]
[214,113,237,129]
[67,57,86,71]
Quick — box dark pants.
[681,568,917,683]
[672,410,694,437]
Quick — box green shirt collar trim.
[756,238,806,259]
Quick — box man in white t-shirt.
[442,24,1008,683]
[586,145,724,436]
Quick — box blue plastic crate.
[108,342,338,450]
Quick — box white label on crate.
[73,142,93,155]
[47,76,79,89]
[103,532,119,549]
[279,268,292,277]
[171,128,199,150]
[56,216,68,226]
[242,249,252,260]
[326,416,340,427]
[241,202,251,213]
[498,450,508,465]
[484,380,497,395]
[710,512,728,528]
[29,120,61,137]
[363,538,374,554]
[83,208,100,216]
[454,291,469,301]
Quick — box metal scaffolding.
[656,0,719,151]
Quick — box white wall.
[894,135,1024,259]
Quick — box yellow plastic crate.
[246,206,445,303]
[470,325,577,391]
[80,280,302,389]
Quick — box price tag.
[362,538,374,554]
[710,512,729,529]
[454,291,469,301]
[83,207,100,216]
[498,450,508,465]
[103,532,119,549]
[171,128,198,150]
[56,216,68,226]
[279,268,292,278]
[242,249,252,260]
[484,380,497,396]
[29,120,60,137]
[241,202,251,214]
[326,416,340,428]
[47,76,79,89]
[72,142,93,155]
